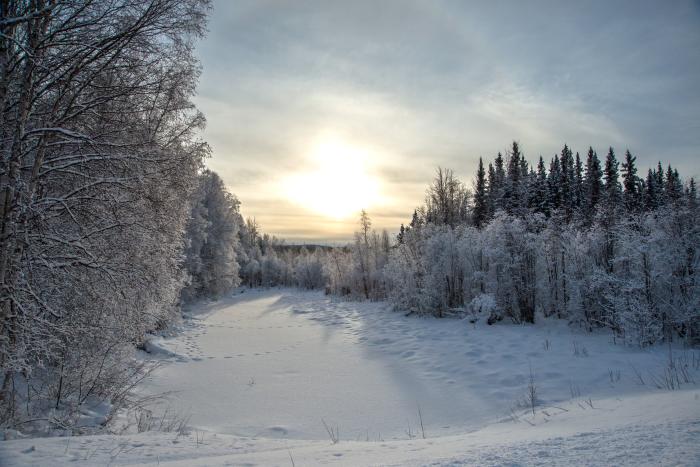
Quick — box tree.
[559,145,575,219]
[574,152,584,212]
[547,154,562,211]
[356,210,373,299]
[603,147,622,211]
[531,156,549,216]
[491,153,506,212]
[644,169,659,211]
[472,157,488,227]
[583,147,603,222]
[183,171,242,301]
[665,165,682,203]
[486,163,497,218]
[397,224,406,244]
[504,141,524,215]
[425,168,469,227]
[621,150,640,212]
[688,178,698,212]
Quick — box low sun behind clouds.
[282,134,384,220]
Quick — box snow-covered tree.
[182,170,242,301]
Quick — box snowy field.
[2,289,699,466]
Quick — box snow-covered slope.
[2,289,698,466]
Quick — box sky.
[194,0,700,243]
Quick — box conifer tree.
[486,163,497,218]
[603,147,622,209]
[688,178,698,212]
[665,165,682,202]
[655,162,666,204]
[574,152,584,212]
[473,157,488,227]
[559,144,575,218]
[409,209,422,230]
[532,156,550,216]
[621,150,640,212]
[645,168,659,211]
[548,154,562,211]
[492,152,506,211]
[583,147,603,222]
[504,142,523,215]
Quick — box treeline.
[0,1,212,433]
[218,210,387,296]
[387,142,699,346]
[224,141,698,349]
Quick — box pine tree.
[473,157,488,227]
[688,178,698,212]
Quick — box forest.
[0,0,698,443]
[233,142,699,351]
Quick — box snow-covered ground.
[2,289,699,466]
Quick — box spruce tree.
[653,162,666,206]
[688,178,698,212]
[473,157,488,227]
[548,154,562,211]
[397,224,405,244]
[409,209,421,230]
[665,165,682,202]
[533,156,549,216]
[559,144,575,219]
[583,147,602,222]
[505,142,523,215]
[603,147,621,210]
[493,152,506,211]
[621,150,640,212]
[486,162,497,218]
[644,168,658,211]
[574,152,584,212]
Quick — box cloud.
[195,0,700,241]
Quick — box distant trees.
[322,210,390,300]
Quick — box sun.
[283,137,381,219]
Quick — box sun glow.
[283,137,382,220]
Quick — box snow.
[2,289,699,465]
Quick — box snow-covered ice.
[2,289,698,465]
